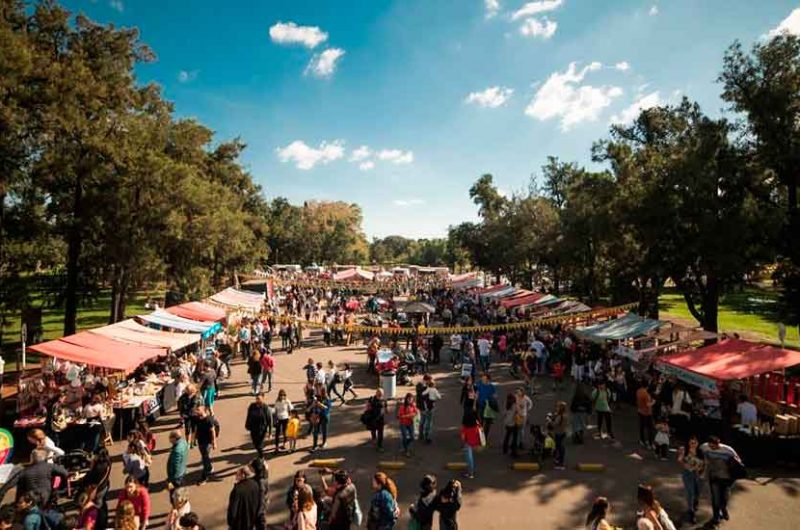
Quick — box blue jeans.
[554,433,566,466]
[420,411,434,441]
[709,479,731,521]
[479,355,490,372]
[464,445,475,476]
[312,418,329,449]
[400,424,414,451]
[260,371,272,392]
[251,375,261,395]
[682,470,701,517]
[199,443,213,480]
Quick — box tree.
[720,35,800,325]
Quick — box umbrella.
[402,301,436,314]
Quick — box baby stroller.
[56,449,93,500]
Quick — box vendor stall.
[207,287,266,313]
[657,339,800,465]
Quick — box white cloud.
[393,199,425,207]
[177,70,198,83]
[767,8,800,38]
[269,22,328,49]
[349,145,371,162]
[525,61,624,131]
[649,5,659,16]
[485,0,500,19]
[615,61,630,72]
[305,48,345,78]
[276,140,345,170]
[377,149,414,164]
[519,17,557,39]
[359,161,375,171]
[511,0,563,21]
[109,0,123,12]
[465,86,514,108]
[610,91,661,125]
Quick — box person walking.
[585,497,616,530]
[117,476,151,530]
[274,390,294,452]
[397,393,418,457]
[700,436,742,526]
[514,387,533,449]
[677,435,705,524]
[178,384,202,445]
[251,455,270,530]
[636,484,677,530]
[636,381,656,448]
[419,378,441,443]
[551,401,568,470]
[409,475,437,530]
[476,373,497,438]
[167,430,189,490]
[367,473,398,530]
[291,485,317,530]
[259,349,275,393]
[477,334,491,373]
[434,479,462,530]
[592,381,614,440]
[460,387,482,479]
[341,363,358,404]
[246,393,274,455]
[365,389,388,451]
[569,379,592,444]
[193,406,219,485]
[227,465,262,530]
[323,469,359,530]
[167,487,192,530]
[309,392,332,452]
[248,350,263,396]
[502,394,521,458]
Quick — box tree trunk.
[701,274,720,334]
[63,177,83,336]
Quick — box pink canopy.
[90,319,201,350]
[29,331,167,372]
[333,268,375,281]
[658,339,800,381]
[166,301,226,322]
[501,292,546,308]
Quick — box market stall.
[207,287,266,314]
[165,301,227,323]
[333,267,375,282]
[657,339,800,465]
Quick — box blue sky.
[65,0,800,239]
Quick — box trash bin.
[380,371,397,399]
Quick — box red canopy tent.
[333,268,375,282]
[501,292,546,308]
[166,301,226,322]
[29,333,166,372]
[657,339,800,392]
[475,284,509,295]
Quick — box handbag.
[478,427,487,447]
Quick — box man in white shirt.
[477,335,491,372]
[530,339,547,374]
[736,395,758,427]
[515,387,533,447]
[450,333,462,367]
[420,376,442,442]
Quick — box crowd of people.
[0,279,755,530]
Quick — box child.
[286,409,301,452]
[654,419,670,460]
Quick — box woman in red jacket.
[397,393,418,457]
[117,475,151,530]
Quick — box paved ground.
[105,331,800,529]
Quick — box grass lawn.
[1,288,164,371]
[659,287,799,348]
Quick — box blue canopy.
[138,309,222,339]
[575,312,663,343]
